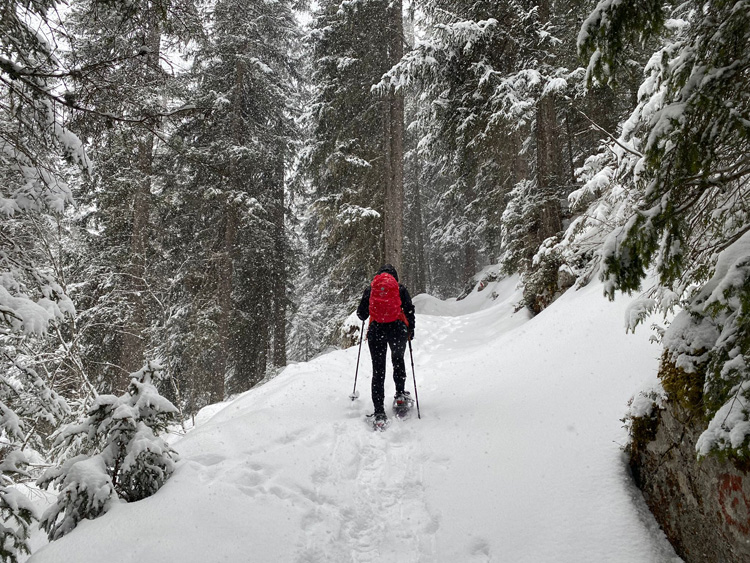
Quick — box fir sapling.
[38,362,179,540]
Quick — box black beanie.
[377,263,399,282]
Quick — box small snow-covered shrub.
[0,487,36,563]
[500,180,540,276]
[457,266,504,301]
[522,241,574,315]
[38,455,115,540]
[523,252,561,314]
[625,382,666,458]
[39,362,179,540]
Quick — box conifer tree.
[378,0,636,309]
[379,1,573,289]
[300,0,400,350]
[0,4,94,558]
[159,0,299,403]
[64,0,200,392]
[575,0,750,460]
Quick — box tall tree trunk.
[119,19,161,383]
[272,157,287,368]
[565,110,576,186]
[382,92,392,266]
[412,157,427,295]
[535,0,563,242]
[211,50,250,402]
[119,134,153,377]
[214,204,236,402]
[464,243,477,285]
[512,129,528,185]
[463,178,477,283]
[536,93,563,237]
[383,0,404,273]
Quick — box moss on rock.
[659,353,705,413]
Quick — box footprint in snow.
[469,536,492,560]
[190,453,225,467]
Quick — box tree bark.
[536,93,563,235]
[210,48,250,402]
[534,0,563,242]
[119,18,161,383]
[412,156,427,295]
[383,0,404,274]
[214,203,236,402]
[463,179,477,283]
[272,157,287,368]
[119,134,153,377]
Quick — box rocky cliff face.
[630,401,750,562]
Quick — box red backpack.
[369,273,407,325]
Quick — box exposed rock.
[338,321,361,349]
[557,264,577,292]
[630,401,750,562]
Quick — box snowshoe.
[393,391,414,419]
[367,412,389,431]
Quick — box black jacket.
[356,266,415,330]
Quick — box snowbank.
[413,273,521,317]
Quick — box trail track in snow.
[290,306,479,563]
[228,309,472,563]
[295,416,438,563]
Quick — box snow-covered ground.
[28,276,680,562]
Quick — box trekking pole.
[408,339,421,419]
[350,320,365,400]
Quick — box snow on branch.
[336,205,380,226]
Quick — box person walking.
[357,264,415,429]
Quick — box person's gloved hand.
[408,328,414,341]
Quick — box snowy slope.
[29,276,680,562]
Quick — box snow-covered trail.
[29,277,680,562]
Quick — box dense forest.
[1,0,748,559]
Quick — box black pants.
[368,321,408,414]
